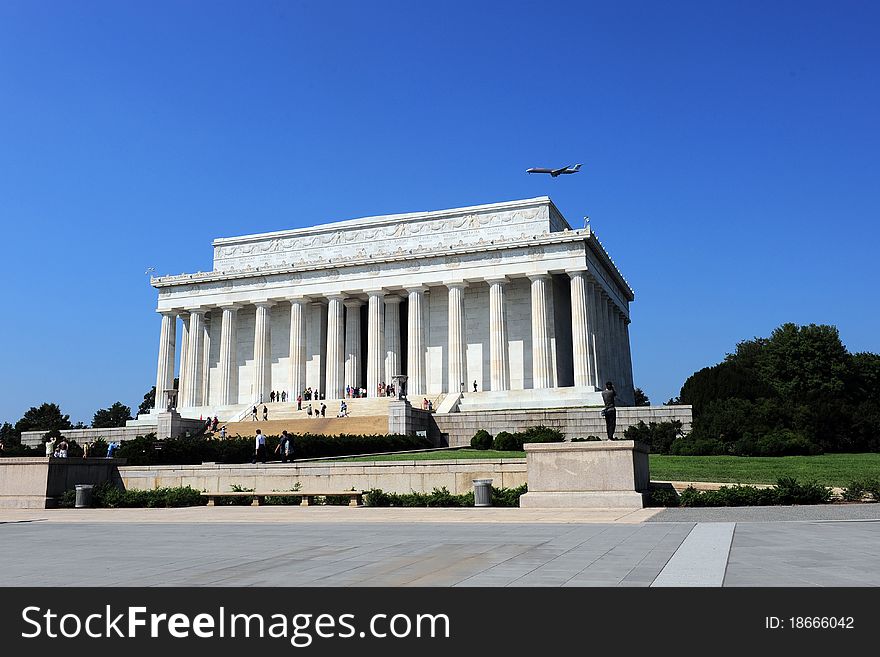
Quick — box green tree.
[137,377,177,416]
[92,402,133,428]
[137,387,156,416]
[14,403,72,436]
[0,422,18,448]
[633,388,650,406]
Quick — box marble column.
[344,299,363,394]
[488,278,509,391]
[325,295,345,399]
[366,291,385,397]
[181,310,204,408]
[592,284,608,385]
[306,301,327,395]
[288,299,306,400]
[528,274,553,389]
[154,311,177,411]
[568,271,593,388]
[201,312,211,407]
[586,280,601,389]
[384,295,401,383]
[447,283,466,394]
[218,306,238,405]
[406,287,426,396]
[253,302,273,403]
[177,312,190,406]
[602,293,618,387]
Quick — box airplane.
[526,163,582,177]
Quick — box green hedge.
[364,484,527,507]
[59,483,206,508]
[116,432,432,466]
[648,477,833,507]
[491,426,564,451]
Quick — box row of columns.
[154,272,633,410]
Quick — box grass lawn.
[649,453,880,487]
[331,450,880,486]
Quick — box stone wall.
[119,459,527,496]
[432,405,693,447]
[0,458,125,508]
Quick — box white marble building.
[146,197,635,420]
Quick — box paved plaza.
[1,506,878,587]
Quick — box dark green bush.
[364,484,527,508]
[491,426,564,451]
[677,478,831,507]
[60,482,207,508]
[571,436,601,442]
[668,437,726,455]
[646,484,679,507]
[115,432,432,466]
[623,421,683,454]
[470,429,492,450]
[492,431,518,451]
[842,478,880,502]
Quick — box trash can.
[74,484,94,509]
[473,479,493,507]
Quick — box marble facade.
[147,197,636,419]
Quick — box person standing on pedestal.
[601,381,617,440]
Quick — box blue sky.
[1,1,877,424]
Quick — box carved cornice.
[152,229,592,289]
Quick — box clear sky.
[1,1,877,425]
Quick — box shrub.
[60,482,207,508]
[668,437,726,455]
[491,426,564,451]
[470,429,492,450]
[364,484,527,508]
[677,478,831,507]
[646,484,679,507]
[570,436,601,442]
[115,432,432,466]
[492,431,518,451]
[623,420,683,454]
[842,479,879,502]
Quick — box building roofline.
[211,197,554,247]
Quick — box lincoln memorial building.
[145,196,635,422]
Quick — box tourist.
[428,399,433,411]
[212,416,219,432]
[423,398,428,410]
[45,438,54,459]
[106,441,120,458]
[339,400,348,417]
[281,391,287,402]
[252,429,267,464]
[263,405,268,421]
[320,403,326,418]
[297,394,302,411]
[58,439,69,458]
[275,430,292,463]
[601,381,617,440]
[473,380,478,393]
[82,442,90,458]
[307,403,312,417]
[220,425,227,439]
[270,391,276,403]
[251,405,258,421]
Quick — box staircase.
[456,387,605,412]
[218,397,393,437]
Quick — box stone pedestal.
[156,411,204,440]
[519,440,649,508]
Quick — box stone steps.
[220,415,390,438]
[456,387,605,412]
